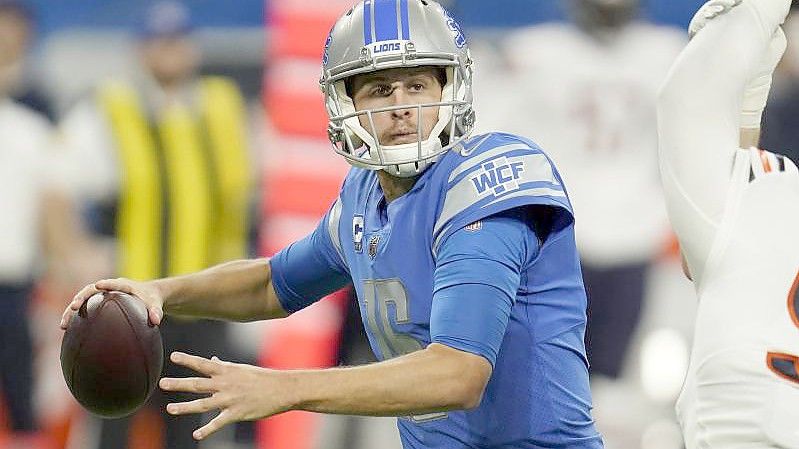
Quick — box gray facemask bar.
[323,52,471,170]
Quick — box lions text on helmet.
[320,0,475,178]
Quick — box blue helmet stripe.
[373,0,399,42]
[400,0,410,40]
[364,0,373,44]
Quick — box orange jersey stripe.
[759,149,773,173]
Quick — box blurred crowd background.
[2,0,798,448]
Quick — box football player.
[61,1,605,447]
[658,0,799,447]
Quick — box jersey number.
[362,279,447,422]
[766,271,799,384]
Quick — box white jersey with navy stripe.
[657,0,799,447]
[675,147,799,449]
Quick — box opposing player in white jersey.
[658,0,799,447]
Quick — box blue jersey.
[271,132,603,449]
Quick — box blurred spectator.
[478,0,683,380]
[0,0,54,121]
[58,2,254,449]
[761,4,799,162]
[0,2,63,448]
[473,0,684,445]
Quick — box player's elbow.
[443,370,488,410]
[428,344,492,410]
[456,377,488,410]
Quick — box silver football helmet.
[320,0,475,178]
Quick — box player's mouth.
[388,132,418,144]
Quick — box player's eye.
[409,83,425,92]
[372,84,393,96]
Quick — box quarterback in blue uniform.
[61,1,604,448]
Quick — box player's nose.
[389,90,415,118]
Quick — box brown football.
[60,291,163,418]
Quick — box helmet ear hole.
[344,78,355,98]
[435,68,447,90]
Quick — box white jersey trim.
[696,148,751,296]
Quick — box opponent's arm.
[657,0,789,276]
[740,127,762,150]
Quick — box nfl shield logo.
[465,220,483,232]
[353,215,364,253]
[368,235,381,259]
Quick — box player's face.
[567,0,639,32]
[350,67,443,146]
[0,9,29,96]
[140,36,200,87]
[0,10,29,68]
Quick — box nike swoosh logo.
[459,134,492,157]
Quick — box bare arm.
[740,127,761,149]
[61,258,287,329]
[156,259,287,321]
[161,343,492,440]
[288,343,490,415]
[657,0,789,278]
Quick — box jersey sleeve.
[657,0,789,279]
[430,208,539,367]
[270,197,351,314]
[432,135,572,254]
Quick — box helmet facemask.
[325,64,473,177]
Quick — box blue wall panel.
[451,0,706,30]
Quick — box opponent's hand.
[740,27,787,128]
[688,0,742,39]
[59,278,165,329]
[688,0,789,129]
[160,352,293,441]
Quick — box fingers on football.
[160,376,216,394]
[95,278,163,325]
[170,352,221,375]
[147,307,164,326]
[95,278,135,295]
[193,410,234,441]
[60,284,99,329]
[70,284,99,310]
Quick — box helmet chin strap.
[378,138,443,178]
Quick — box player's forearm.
[659,3,770,149]
[656,1,782,250]
[740,127,761,149]
[285,343,491,416]
[156,259,287,321]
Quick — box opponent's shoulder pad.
[747,147,799,182]
[431,132,572,253]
